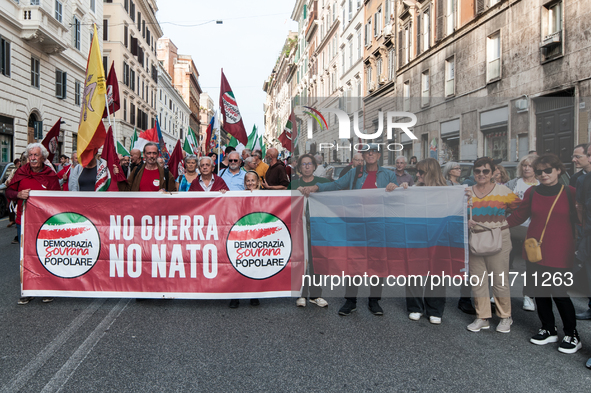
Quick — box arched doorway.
[27,112,42,144]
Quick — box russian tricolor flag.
[308,187,468,277]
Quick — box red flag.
[278,132,291,151]
[219,70,248,146]
[101,126,127,189]
[168,140,185,180]
[204,116,215,155]
[278,109,297,151]
[41,118,61,164]
[102,62,120,118]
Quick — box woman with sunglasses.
[506,154,540,312]
[467,157,520,333]
[292,154,330,308]
[405,158,449,324]
[442,161,462,185]
[175,154,199,192]
[507,154,581,353]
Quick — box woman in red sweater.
[507,153,580,354]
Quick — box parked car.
[0,162,15,217]
[333,164,361,181]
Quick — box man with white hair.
[313,154,327,178]
[189,156,229,192]
[394,156,414,186]
[6,143,60,305]
[244,156,258,172]
[220,151,245,190]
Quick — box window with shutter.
[103,19,109,41]
[1,36,11,77]
[417,13,422,55]
[436,0,444,41]
[476,0,485,14]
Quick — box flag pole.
[217,109,220,174]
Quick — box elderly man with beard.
[263,148,289,190]
[300,144,399,317]
[220,151,245,191]
[189,156,229,192]
[118,143,176,192]
[6,143,60,305]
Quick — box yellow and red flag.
[77,24,107,168]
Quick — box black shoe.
[338,300,357,316]
[530,328,558,345]
[458,298,476,315]
[368,300,384,316]
[229,299,240,308]
[575,309,591,320]
[558,331,582,354]
[250,299,260,306]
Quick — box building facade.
[277,0,591,171]
[156,62,190,153]
[263,32,298,152]
[199,92,214,151]
[103,0,162,150]
[0,0,103,162]
[157,37,202,140]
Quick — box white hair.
[199,156,214,166]
[26,143,49,159]
[395,156,407,163]
[228,151,242,161]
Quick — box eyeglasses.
[301,162,314,167]
[473,169,491,175]
[417,169,425,176]
[534,167,554,176]
[228,159,239,163]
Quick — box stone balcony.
[19,5,69,55]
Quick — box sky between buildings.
[157,0,298,138]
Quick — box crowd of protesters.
[5,140,591,369]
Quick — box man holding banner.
[6,143,60,305]
[118,143,176,192]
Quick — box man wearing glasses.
[220,151,245,191]
[570,144,591,188]
[299,144,399,316]
[394,156,415,186]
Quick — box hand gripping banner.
[21,191,305,299]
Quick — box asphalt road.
[1,217,590,392]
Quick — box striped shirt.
[471,184,521,228]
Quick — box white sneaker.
[467,318,490,332]
[309,298,328,307]
[523,296,535,312]
[490,297,495,304]
[429,316,442,325]
[296,297,306,307]
[409,312,422,321]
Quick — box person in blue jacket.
[299,144,400,317]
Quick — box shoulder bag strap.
[539,185,563,244]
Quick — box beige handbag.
[524,186,563,263]
[469,205,503,256]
